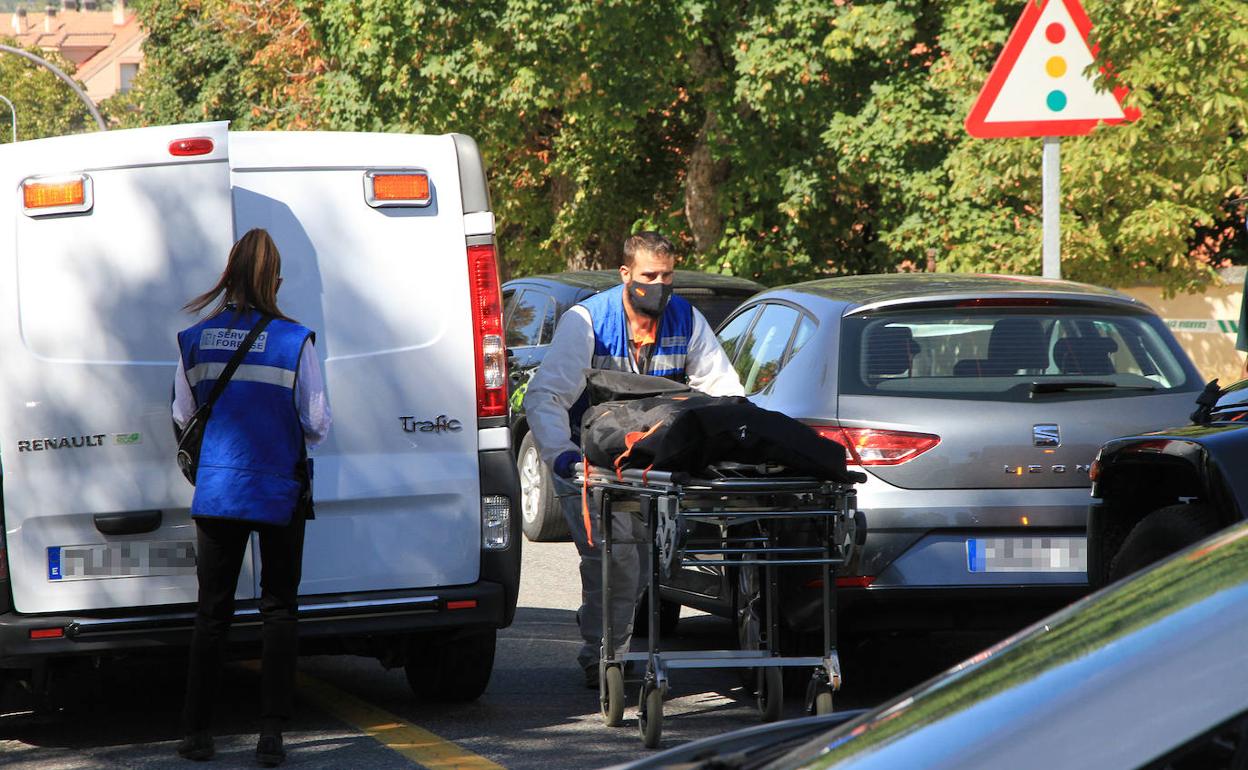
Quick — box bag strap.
[199,315,273,411]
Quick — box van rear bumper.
[0,582,505,668]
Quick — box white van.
[0,121,520,703]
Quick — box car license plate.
[966,537,1087,573]
[47,541,197,581]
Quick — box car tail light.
[364,170,431,207]
[30,627,64,640]
[168,137,214,156]
[22,174,93,216]
[813,425,940,466]
[468,244,507,418]
[447,600,478,610]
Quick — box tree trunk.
[685,45,730,255]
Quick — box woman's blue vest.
[177,308,312,527]
[569,287,693,439]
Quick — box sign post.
[965,0,1138,280]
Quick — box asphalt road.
[0,538,1004,769]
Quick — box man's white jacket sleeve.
[525,306,596,467]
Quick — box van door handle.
[94,510,162,536]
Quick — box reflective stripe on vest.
[177,309,312,527]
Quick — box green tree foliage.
[124,0,1248,290]
[0,41,92,142]
[114,0,321,129]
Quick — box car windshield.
[839,307,1194,402]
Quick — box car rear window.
[839,306,1194,401]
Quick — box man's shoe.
[583,663,598,690]
[256,733,286,767]
[176,732,215,761]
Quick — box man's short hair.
[622,231,677,267]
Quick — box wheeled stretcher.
[576,462,864,748]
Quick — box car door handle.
[94,510,162,536]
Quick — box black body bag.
[580,384,861,483]
[174,317,272,485]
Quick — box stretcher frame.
[576,462,863,748]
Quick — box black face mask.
[627,281,672,318]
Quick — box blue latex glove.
[552,450,580,479]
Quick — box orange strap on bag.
[581,455,595,547]
[613,421,664,480]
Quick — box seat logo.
[1033,424,1060,447]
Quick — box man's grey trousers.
[554,476,649,672]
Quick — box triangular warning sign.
[966,0,1139,138]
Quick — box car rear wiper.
[1030,381,1157,395]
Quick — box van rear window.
[839,307,1195,401]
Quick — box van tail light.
[468,243,507,418]
[22,174,93,216]
[812,425,940,466]
[364,170,432,207]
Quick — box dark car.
[619,520,1248,769]
[502,270,763,541]
[1087,378,1248,587]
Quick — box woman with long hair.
[172,228,331,766]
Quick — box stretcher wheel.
[813,688,834,716]
[757,667,783,722]
[600,665,625,727]
[638,684,663,748]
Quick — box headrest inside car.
[865,326,919,378]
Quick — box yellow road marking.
[294,671,504,770]
[237,661,502,769]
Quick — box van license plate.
[966,537,1087,573]
[48,541,197,581]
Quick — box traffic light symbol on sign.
[965,0,1138,138]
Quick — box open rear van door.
[0,121,257,613]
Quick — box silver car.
[663,274,1203,649]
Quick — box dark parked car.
[620,519,1248,769]
[502,270,763,541]
[1088,378,1248,587]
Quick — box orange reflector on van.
[22,174,93,217]
[23,176,88,212]
[30,627,64,640]
[446,600,477,610]
[364,171,431,207]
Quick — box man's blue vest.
[569,286,693,437]
[177,308,312,527]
